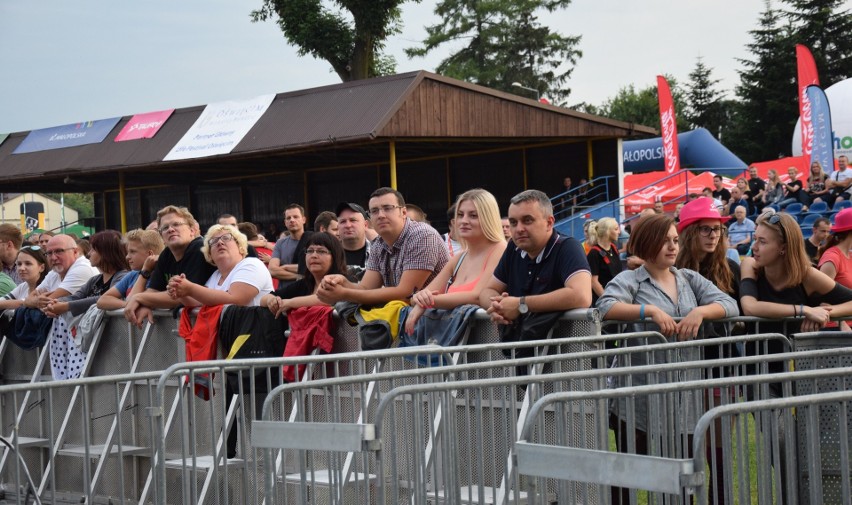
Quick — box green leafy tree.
[783,0,852,85]
[45,193,94,220]
[726,1,797,163]
[684,57,730,139]
[587,77,690,132]
[251,0,415,81]
[406,0,582,103]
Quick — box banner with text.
[163,94,275,161]
[796,44,820,158]
[115,109,174,142]
[13,118,121,154]
[806,85,834,173]
[656,75,681,174]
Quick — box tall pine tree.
[726,1,797,163]
[406,0,581,103]
[685,57,729,140]
[784,0,852,85]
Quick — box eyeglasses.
[45,247,74,257]
[368,205,403,217]
[305,248,331,256]
[766,214,787,243]
[697,226,722,237]
[159,221,188,233]
[207,234,235,247]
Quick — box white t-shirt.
[832,168,852,191]
[38,256,99,294]
[3,282,31,301]
[204,257,274,307]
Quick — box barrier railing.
[514,338,852,504]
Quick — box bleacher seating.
[808,201,829,215]
[799,213,822,229]
[833,200,852,212]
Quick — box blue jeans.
[398,304,480,366]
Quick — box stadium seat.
[808,201,829,215]
[833,200,852,212]
[802,228,813,240]
[830,212,838,225]
[799,213,822,229]
[784,202,804,216]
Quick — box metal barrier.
[514,344,852,505]
[254,333,794,505]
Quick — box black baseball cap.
[335,202,368,219]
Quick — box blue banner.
[13,117,121,154]
[806,85,834,172]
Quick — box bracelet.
[639,304,646,321]
[800,303,805,318]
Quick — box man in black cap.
[335,202,372,280]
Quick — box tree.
[783,0,852,86]
[684,57,729,139]
[406,0,582,103]
[44,193,94,220]
[585,77,690,132]
[251,0,416,81]
[726,1,797,163]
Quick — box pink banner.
[796,45,820,157]
[114,109,174,142]
[656,76,680,174]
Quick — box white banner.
[164,94,275,161]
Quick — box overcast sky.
[0,0,766,133]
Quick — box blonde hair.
[454,188,504,248]
[156,205,199,233]
[594,217,618,242]
[200,225,248,265]
[755,213,810,287]
[124,229,165,255]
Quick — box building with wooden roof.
[0,71,655,233]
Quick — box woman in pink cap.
[817,208,852,330]
[675,196,738,504]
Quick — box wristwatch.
[140,270,152,280]
[518,296,529,314]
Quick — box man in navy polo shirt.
[480,189,591,323]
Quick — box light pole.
[511,82,540,101]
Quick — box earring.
[780,251,785,255]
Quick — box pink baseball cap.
[831,208,852,233]
[677,197,730,234]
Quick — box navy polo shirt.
[492,232,590,297]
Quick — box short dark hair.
[813,217,830,229]
[284,203,305,217]
[303,232,348,292]
[627,214,676,262]
[0,224,23,249]
[90,230,130,273]
[218,213,236,221]
[237,222,259,240]
[713,175,722,181]
[370,187,406,207]
[314,211,338,232]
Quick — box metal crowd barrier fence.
[515,340,852,505]
[151,308,602,505]
[254,333,794,505]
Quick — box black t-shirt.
[804,239,819,265]
[587,244,622,303]
[786,179,803,195]
[713,188,731,203]
[273,279,311,299]
[748,177,766,196]
[344,244,369,281]
[149,237,217,291]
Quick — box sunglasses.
[766,214,787,243]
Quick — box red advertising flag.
[796,44,820,157]
[656,76,680,174]
[114,109,174,142]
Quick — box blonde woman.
[404,189,506,335]
[587,217,622,303]
[762,169,785,207]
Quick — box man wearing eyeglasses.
[123,205,216,327]
[28,234,98,309]
[317,187,448,305]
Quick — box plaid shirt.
[366,219,449,288]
